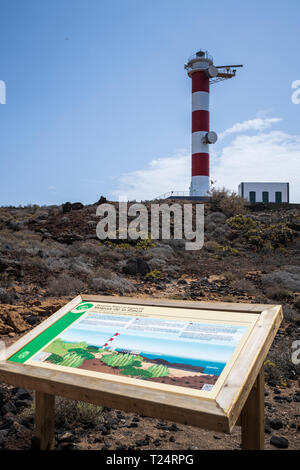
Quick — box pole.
[241,366,264,450]
[35,391,55,450]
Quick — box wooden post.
[241,366,264,450]
[35,391,55,450]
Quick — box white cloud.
[111,118,300,203]
[48,185,56,191]
[212,130,300,202]
[219,118,282,140]
[110,150,190,201]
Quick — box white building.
[238,182,289,203]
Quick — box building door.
[275,192,282,203]
[262,191,269,203]
[249,191,256,203]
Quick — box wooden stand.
[33,369,265,451]
[241,367,264,450]
[35,391,55,450]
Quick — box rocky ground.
[0,194,299,450]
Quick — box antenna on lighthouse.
[184,50,243,197]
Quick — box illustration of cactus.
[120,366,152,378]
[101,353,142,368]
[147,364,169,377]
[47,353,63,364]
[60,352,85,368]
[59,349,95,368]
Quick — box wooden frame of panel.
[0,295,283,450]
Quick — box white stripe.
[190,176,210,196]
[192,131,208,154]
[192,91,209,112]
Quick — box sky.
[0,0,299,205]
[59,324,241,364]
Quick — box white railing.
[154,191,190,200]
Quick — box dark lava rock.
[15,400,32,409]
[71,202,84,211]
[1,412,19,429]
[293,393,300,402]
[122,258,150,276]
[265,424,272,434]
[14,387,33,401]
[135,439,149,447]
[168,423,180,432]
[0,390,7,408]
[1,401,17,416]
[169,436,175,442]
[274,396,292,403]
[62,202,72,213]
[270,436,289,449]
[270,418,284,430]
[26,315,41,326]
[129,422,138,428]
[98,196,107,204]
[153,439,161,447]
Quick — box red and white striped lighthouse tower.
[185,50,242,197]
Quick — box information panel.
[8,300,259,397]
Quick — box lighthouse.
[185,50,242,197]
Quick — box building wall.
[238,182,289,203]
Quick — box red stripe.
[192,71,209,93]
[192,110,209,133]
[192,153,209,176]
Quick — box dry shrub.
[55,397,103,429]
[0,287,18,304]
[204,240,220,252]
[266,286,293,301]
[91,274,136,295]
[20,398,104,430]
[283,306,300,324]
[223,271,238,281]
[47,274,84,296]
[209,187,246,217]
[232,279,258,295]
[266,337,295,383]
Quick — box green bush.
[47,353,63,364]
[120,366,152,378]
[145,270,163,279]
[136,237,156,250]
[218,245,239,255]
[60,352,85,368]
[246,223,294,249]
[101,353,142,368]
[147,364,169,377]
[226,215,258,230]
